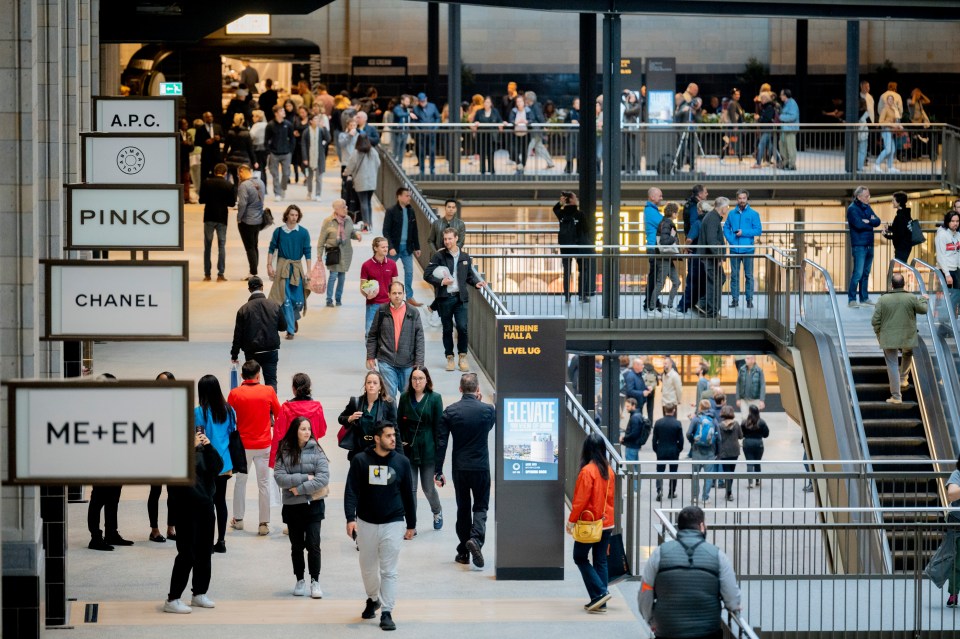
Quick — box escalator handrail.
[800,259,890,571]
[911,257,960,354]
[897,259,960,454]
[799,259,872,465]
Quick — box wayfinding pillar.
[495,317,566,579]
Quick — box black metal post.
[845,20,860,174]
[427,2,440,100]
[601,13,621,321]
[579,354,595,413]
[603,354,621,443]
[447,4,461,175]
[578,13,597,213]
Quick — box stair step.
[866,437,930,455]
[859,401,919,411]
[877,492,941,507]
[862,419,924,431]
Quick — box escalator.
[849,354,942,572]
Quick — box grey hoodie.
[718,419,743,459]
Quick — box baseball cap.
[417,92,427,102]
[247,276,264,291]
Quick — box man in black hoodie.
[230,276,286,391]
[344,423,416,632]
[435,373,496,568]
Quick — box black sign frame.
[3,379,196,486]
[65,184,185,251]
[41,259,189,342]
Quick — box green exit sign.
[159,82,182,96]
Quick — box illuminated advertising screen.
[503,397,559,481]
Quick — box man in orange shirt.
[366,281,425,402]
[227,360,281,536]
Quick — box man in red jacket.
[227,360,281,536]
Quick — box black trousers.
[167,501,214,601]
[645,388,656,423]
[655,456,680,494]
[238,222,261,275]
[214,475,231,543]
[283,502,324,581]
[703,256,722,315]
[453,469,490,554]
[148,484,173,529]
[678,257,705,312]
[244,348,278,392]
[87,486,122,537]
[644,254,661,311]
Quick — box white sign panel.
[44,261,188,340]
[66,186,183,250]
[93,97,177,132]
[82,134,178,184]
[7,381,193,484]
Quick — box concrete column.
[2,0,80,635]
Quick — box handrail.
[799,258,889,571]
[913,257,960,350]
[373,121,956,131]
[655,511,761,639]
[564,385,625,470]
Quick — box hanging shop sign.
[92,96,177,132]
[65,185,183,250]
[81,133,178,184]
[42,260,188,341]
[4,380,195,485]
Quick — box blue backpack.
[693,414,716,448]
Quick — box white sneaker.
[190,594,215,608]
[293,579,307,596]
[888,167,900,173]
[429,310,442,327]
[310,579,323,599]
[874,163,884,172]
[163,599,192,614]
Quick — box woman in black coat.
[337,371,398,460]
[163,431,223,614]
[883,191,915,263]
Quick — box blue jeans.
[378,362,412,403]
[282,273,304,337]
[364,304,379,335]
[391,128,406,164]
[203,222,227,276]
[876,131,895,169]
[390,250,415,301]
[437,296,468,357]
[857,134,869,169]
[326,271,345,304]
[573,528,611,603]
[417,133,436,174]
[756,132,773,164]
[729,255,754,302]
[848,244,874,303]
[624,447,639,462]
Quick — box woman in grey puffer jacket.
[274,416,330,599]
[717,405,743,502]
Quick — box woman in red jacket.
[270,373,328,469]
[566,434,617,613]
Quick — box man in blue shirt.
[722,189,762,308]
[778,89,800,170]
[644,187,664,313]
[413,93,441,176]
[847,186,882,307]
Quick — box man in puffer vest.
[639,506,741,639]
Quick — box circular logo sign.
[116,146,146,175]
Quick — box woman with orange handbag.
[566,434,617,613]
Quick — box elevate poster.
[503,397,559,481]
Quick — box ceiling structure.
[99,0,960,43]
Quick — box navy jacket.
[622,368,648,405]
[847,199,881,247]
[265,119,296,156]
[383,204,420,254]
[435,393,495,473]
[652,416,685,460]
[622,409,651,449]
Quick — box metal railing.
[468,247,797,344]
[373,122,955,185]
[653,507,960,637]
